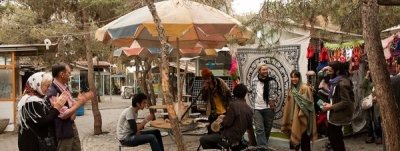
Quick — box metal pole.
[196,57,199,76]
[110,64,112,101]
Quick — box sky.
[232,0,265,15]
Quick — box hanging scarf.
[258,74,273,102]
[17,72,51,132]
[290,87,315,136]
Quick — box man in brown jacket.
[322,61,355,151]
[201,68,232,134]
[200,84,256,151]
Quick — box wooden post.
[11,52,16,129]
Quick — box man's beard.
[259,73,268,78]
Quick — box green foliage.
[0,4,40,44]
[1,0,143,65]
[191,0,228,10]
[256,0,400,38]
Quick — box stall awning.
[0,44,58,56]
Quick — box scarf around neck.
[17,72,51,132]
[258,74,273,102]
[290,86,315,136]
[329,75,343,99]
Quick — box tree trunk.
[148,63,157,106]
[362,0,400,150]
[82,9,102,135]
[97,60,101,103]
[140,59,150,97]
[134,58,140,94]
[225,0,233,16]
[143,59,155,115]
[145,0,186,150]
[378,0,400,5]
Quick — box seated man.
[200,84,256,150]
[116,93,164,151]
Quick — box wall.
[0,102,14,131]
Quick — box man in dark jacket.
[46,63,93,151]
[201,68,232,134]
[322,61,354,151]
[200,84,256,151]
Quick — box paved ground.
[0,95,385,151]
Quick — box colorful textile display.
[339,54,346,63]
[319,47,330,62]
[229,56,239,88]
[332,49,341,61]
[353,46,362,58]
[307,44,315,59]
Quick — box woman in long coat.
[281,70,318,151]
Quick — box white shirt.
[116,107,137,140]
[254,81,269,109]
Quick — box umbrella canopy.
[95,0,251,48]
[119,41,218,59]
[122,47,176,59]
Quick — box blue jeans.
[366,108,382,139]
[121,129,164,151]
[254,108,275,148]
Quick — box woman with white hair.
[17,72,68,151]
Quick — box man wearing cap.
[201,68,232,134]
[248,63,276,148]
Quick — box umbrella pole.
[196,58,199,76]
[176,37,182,120]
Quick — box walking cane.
[181,88,203,121]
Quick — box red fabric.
[307,44,315,59]
[339,55,346,63]
[351,56,360,71]
[332,49,341,61]
[319,47,330,62]
[353,47,361,58]
[317,112,328,127]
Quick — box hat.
[201,68,213,78]
[257,63,268,72]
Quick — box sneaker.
[375,138,383,145]
[365,137,374,144]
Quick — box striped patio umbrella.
[95,0,252,49]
